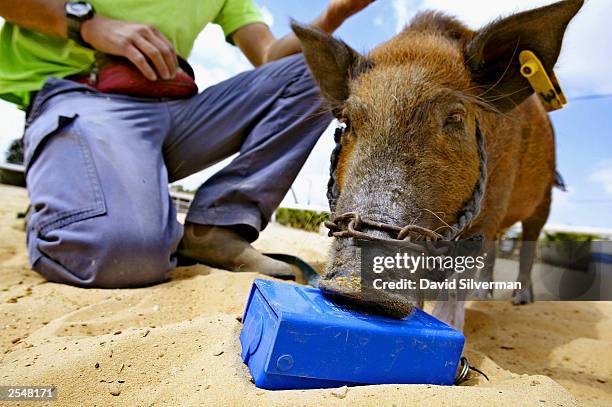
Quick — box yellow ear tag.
[519,50,567,112]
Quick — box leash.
[263,253,321,287]
[176,251,321,287]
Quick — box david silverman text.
[371,279,522,291]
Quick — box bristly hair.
[402,11,475,45]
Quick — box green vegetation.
[542,232,601,242]
[170,184,195,194]
[6,138,24,165]
[540,232,599,271]
[275,208,330,232]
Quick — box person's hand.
[327,0,376,21]
[318,0,376,33]
[81,15,178,81]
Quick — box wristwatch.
[65,1,95,47]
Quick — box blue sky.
[1,0,610,229]
[260,0,612,229]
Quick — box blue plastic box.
[240,279,465,390]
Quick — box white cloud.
[0,18,26,161]
[551,0,612,96]
[280,122,336,208]
[189,24,252,89]
[391,0,420,32]
[258,4,275,27]
[191,64,235,91]
[389,0,612,96]
[0,100,25,164]
[391,0,559,31]
[589,161,612,197]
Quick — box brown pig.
[292,0,584,330]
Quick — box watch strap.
[65,2,95,48]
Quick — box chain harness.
[324,120,488,252]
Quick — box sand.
[0,184,610,406]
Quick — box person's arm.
[0,0,177,81]
[232,0,375,67]
[0,0,67,37]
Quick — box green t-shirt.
[0,0,263,108]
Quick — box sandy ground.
[0,184,610,406]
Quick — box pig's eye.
[445,111,464,126]
[340,117,353,139]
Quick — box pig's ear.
[292,20,365,107]
[465,0,583,112]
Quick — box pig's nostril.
[319,275,361,294]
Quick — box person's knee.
[91,224,177,288]
[30,217,179,288]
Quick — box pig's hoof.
[319,278,413,319]
[512,286,533,305]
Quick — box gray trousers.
[23,54,331,288]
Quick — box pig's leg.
[432,291,466,332]
[484,243,497,298]
[473,241,496,299]
[513,191,551,305]
[513,241,535,305]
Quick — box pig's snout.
[321,239,414,319]
[319,275,414,319]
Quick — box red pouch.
[72,56,198,99]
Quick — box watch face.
[67,2,93,18]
